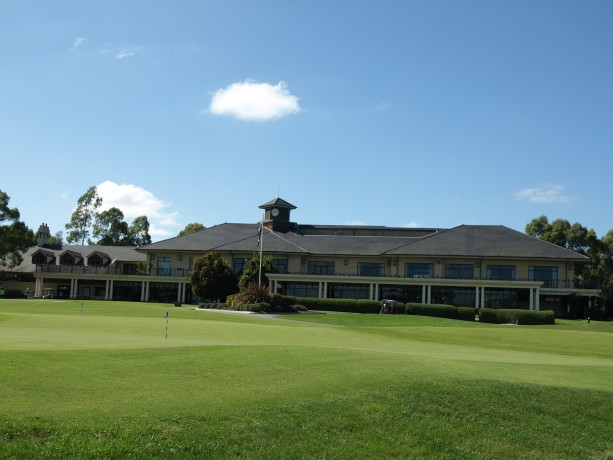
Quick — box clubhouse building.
[1,198,600,316]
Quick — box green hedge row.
[295,297,383,313]
[479,308,555,325]
[294,298,555,325]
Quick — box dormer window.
[32,253,48,265]
[88,254,104,266]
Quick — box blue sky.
[1,1,612,241]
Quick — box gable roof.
[384,225,590,260]
[139,222,589,261]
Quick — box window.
[282,282,319,298]
[328,283,369,299]
[405,263,433,278]
[272,258,288,274]
[445,264,474,279]
[357,262,385,277]
[189,257,194,271]
[529,266,558,288]
[431,287,475,307]
[308,261,335,275]
[89,254,104,266]
[233,258,247,274]
[157,256,171,276]
[486,265,516,280]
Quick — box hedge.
[406,303,457,319]
[478,308,555,325]
[295,297,383,313]
[457,307,477,322]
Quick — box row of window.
[156,256,560,287]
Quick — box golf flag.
[165,311,169,318]
[256,222,263,247]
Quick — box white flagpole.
[258,215,264,285]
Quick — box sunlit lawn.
[1,299,611,459]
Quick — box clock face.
[271,208,280,217]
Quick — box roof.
[138,223,590,261]
[258,197,297,210]
[2,245,146,273]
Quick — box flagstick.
[165,312,169,339]
[80,301,84,317]
[258,215,264,285]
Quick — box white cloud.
[515,184,570,204]
[115,46,141,59]
[401,221,419,228]
[72,37,88,49]
[96,181,179,240]
[345,220,368,226]
[209,80,301,121]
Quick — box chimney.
[37,223,50,246]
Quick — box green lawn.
[1,299,611,459]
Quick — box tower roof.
[258,197,297,210]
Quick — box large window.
[156,256,171,276]
[281,282,319,298]
[445,264,474,279]
[405,263,433,278]
[486,265,516,280]
[233,258,247,274]
[308,261,335,275]
[357,262,385,277]
[328,283,369,299]
[432,287,475,307]
[529,266,558,288]
[272,258,288,274]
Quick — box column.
[70,279,76,298]
[529,289,534,311]
[109,280,114,301]
[145,281,150,302]
[422,285,426,304]
[374,283,379,301]
[535,288,540,311]
[105,280,110,300]
[140,281,146,301]
[480,286,486,309]
[182,283,187,303]
[427,285,432,304]
[35,277,44,297]
[475,287,479,309]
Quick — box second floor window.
[308,261,335,275]
[486,265,516,280]
[529,266,558,288]
[272,258,288,274]
[405,263,433,278]
[445,264,474,279]
[233,258,247,274]
[357,262,385,277]
[157,256,171,276]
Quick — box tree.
[65,186,102,245]
[238,253,277,290]
[178,223,205,237]
[48,231,64,246]
[189,252,238,301]
[128,216,152,246]
[0,190,35,268]
[92,207,130,245]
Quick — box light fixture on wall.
[178,255,182,261]
[301,257,306,264]
[344,259,348,265]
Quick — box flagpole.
[258,214,264,285]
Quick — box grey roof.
[258,197,297,210]
[3,245,146,273]
[139,223,589,261]
[384,225,590,260]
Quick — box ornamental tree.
[0,190,35,268]
[189,252,238,302]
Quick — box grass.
[0,299,612,459]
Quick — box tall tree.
[0,190,35,268]
[92,207,130,245]
[189,252,238,301]
[178,222,205,237]
[65,186,102,245]
[129,215,152,246]
[238,253,277,290]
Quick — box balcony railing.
[33,264,578,288]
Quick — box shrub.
[295,297,359,312]
[406,303,457,319]
[270,293,297,308]
[230,303,271,313]
[227,283,272,306]
[355,299,383,314]
[457,307,477,321]
[198,302,227,309]
[478,308,555,325]
[3,289,24,299]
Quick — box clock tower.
[259,198,297,231]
